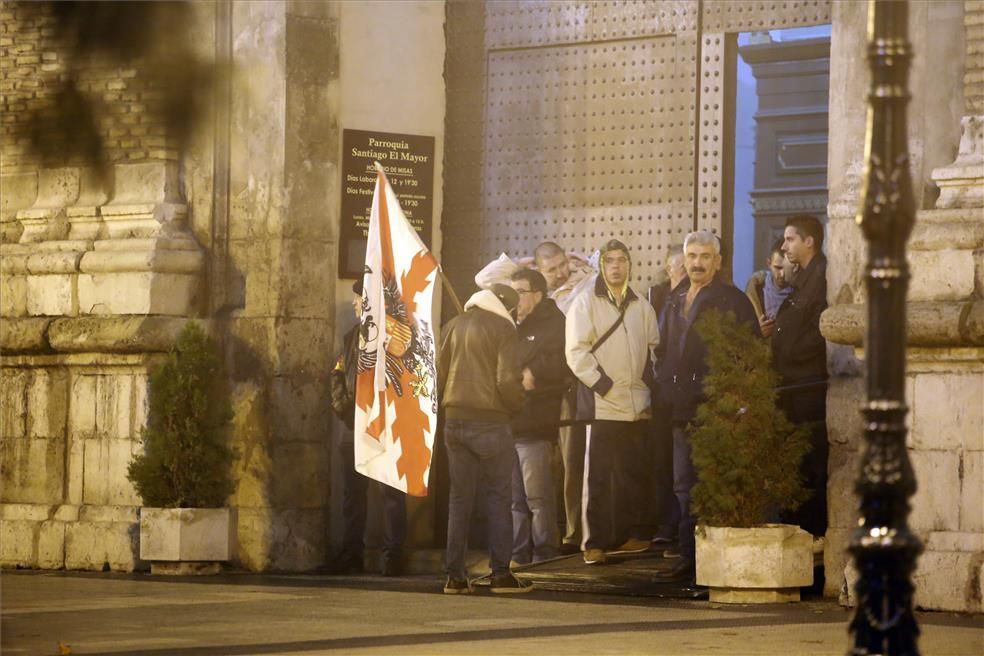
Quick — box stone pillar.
[822,0,983,612]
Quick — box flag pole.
[437,266,464,315]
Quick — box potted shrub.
[690,309,813,603]
[127,322,236,575]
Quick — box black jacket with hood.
[511,297,570,441]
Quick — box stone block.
[0,369,28,438]
[64,519,139,572]
[960,450,983,532]
[53,504,80,521]
[0,317,52,353]
[911,372,983,451]
[827,445,859,530]
[695,524,813,603]
[824,526,854,600]
[0,503,54,521]
[0,437,64,503]
[909,249,976,302]
[69,374,98,439]
[0,519,38,566]
[78,505,139,523]
[280,238,335,319]
[1,274,27,317]
[27,367,68,438]
[38,519,66,568]
[77,271,200,316]
[913,550,984,612]
[264,439,331,510]
[926,531,984,552]
[139,507,235,562]
[26,273,75,316]
[908,449,961,532]
[234,506,325,572]
[826,377,864,448]
[268,376,331,444]
[82,437,141,506]
[96,374,133,440]
[49,316,193,354]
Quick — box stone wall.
[822,0,983,613]
[0,2,179,173]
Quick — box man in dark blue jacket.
[656,231,759,583]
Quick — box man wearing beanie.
[438,283,532,594]
[328,279,408,576]
[565,240,660,565]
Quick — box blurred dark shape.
[13,1,217,185]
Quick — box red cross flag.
[354,162,439,496]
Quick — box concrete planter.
[695,524,813,603]
[139,507,235,575]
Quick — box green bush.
[127,322,234,508]
[690,308,810,528]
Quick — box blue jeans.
[673,424,698,566]
[338,438,407,559]
[444,420,514,578]
[511,439,560,564]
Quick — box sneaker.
[662,547,681,559]
[443,576,473,594]
[608,538,650,555]
[490,572,534,594]
[583,548,607,565]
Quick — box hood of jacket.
[465,288,515,325]
[599,239,631,305]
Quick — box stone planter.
[139,507,235,575]
[695,524,813,603]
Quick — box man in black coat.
[656,231,759,583]
[508,268,568,565]
[773,214,829,538]
[328,280,407,576]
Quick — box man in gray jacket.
[566,239,660,565]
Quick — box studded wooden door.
[443,0,831,294]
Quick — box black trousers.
[778,383,828,537]
[583,419,649,551]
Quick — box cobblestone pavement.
[2,570,981,656]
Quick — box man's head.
[766,238,794,288]
[490,283,520,320]
[782,215,824,268]
[351,279,363,318]
[533,241,570,291]
[683,230,722,288]
[600,239,631,288]
[510,268,547,322]
[665,244,686,289]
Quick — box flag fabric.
[354,162,439,496]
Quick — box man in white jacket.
[565,239,660,565]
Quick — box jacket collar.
[593,274,638,309]
[792,252,826,290]
[464,289,515,325]
[670,276,729,321]
[520,297,558,326]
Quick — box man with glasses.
[507,268,568,566]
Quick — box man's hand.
[522,367,536,391]
[759,316,775,338]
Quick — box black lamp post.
[848,1,922,654]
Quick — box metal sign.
[339,129,435,278]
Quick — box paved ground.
[2,570,981,656]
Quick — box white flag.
[354,162,439,496]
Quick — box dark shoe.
[657,559,695,582]
[559,542,581,556]
[662,547,681,559]
[608,538,650,555]
[490,572,534,594]
[381,553,402,577]
[443,577,473,594]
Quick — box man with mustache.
[656,231,759,584]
